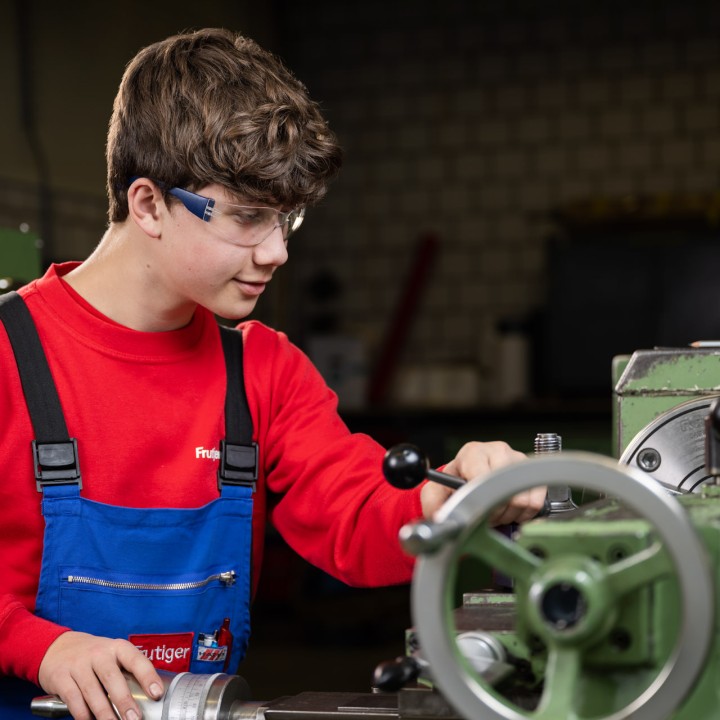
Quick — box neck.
[63,225,197,332]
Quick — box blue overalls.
[0,292,258,718]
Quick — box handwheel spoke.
[471,523,542,583]
[606,541,673,596]
[532,646,582,720]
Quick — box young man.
[0,29,545,720]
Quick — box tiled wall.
[2,2,719,409]
[279,0,720,407]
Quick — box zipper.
[65,570,236,591]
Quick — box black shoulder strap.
[219,325,252,445]
[0,292,69,441]
[218,325,257,490]
[0,291,81,488]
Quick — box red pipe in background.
[367,233,440,407]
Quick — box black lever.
[383,442,551,517]
[372,655,423,692]
[382,443,464,490]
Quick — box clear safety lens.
[167,185,305,247]
[207,203,305,247]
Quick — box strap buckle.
[218,440,258,490]
[33,439,82,491]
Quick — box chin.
[211,297,258,322]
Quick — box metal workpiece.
[411,453,714,720]
[31,671,251,720]
[26,695,69,718]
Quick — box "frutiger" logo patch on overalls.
[130,632,194,672]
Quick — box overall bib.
[0,292,259,718]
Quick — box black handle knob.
[372,655,422,692]
[383,443,464,490]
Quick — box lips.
[234,278,268,296]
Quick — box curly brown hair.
[106,28,343,222]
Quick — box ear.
[127,178,166,238]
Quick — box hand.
[38,631,164,720]
[420,441,546,524]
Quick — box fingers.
[423,441,549,524]
[447,441,539,525]
[118,641,165,705]
[420,479,454,519]
[489,484,548,526]
[423,441,530,520]
[39,632,162,720]
[40,659,122,720]
[95,644,147,720]
[444,440,526,481]
[76,663,124,720]
[52,680,95,720]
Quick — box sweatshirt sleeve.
[242,322,423,587]
[0,600,69,683]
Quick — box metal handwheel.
[402,452,714,720]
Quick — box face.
[156,184,290,320]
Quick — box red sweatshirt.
[0,263,421,684]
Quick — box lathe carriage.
[32,344,720,719]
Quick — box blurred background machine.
[31,344,720,719]
[0,225,43,291]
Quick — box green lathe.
[383,344,720,720]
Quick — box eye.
[232,209,263,225]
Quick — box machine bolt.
[535,433,577,513]
[637,448,661,472]
[534,433,562,454]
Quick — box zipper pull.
[219,571,236,586]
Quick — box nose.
[252,224,288,266]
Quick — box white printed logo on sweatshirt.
[195,446,221,461]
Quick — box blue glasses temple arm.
[128,177,214,222]
[167,187,215,222]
